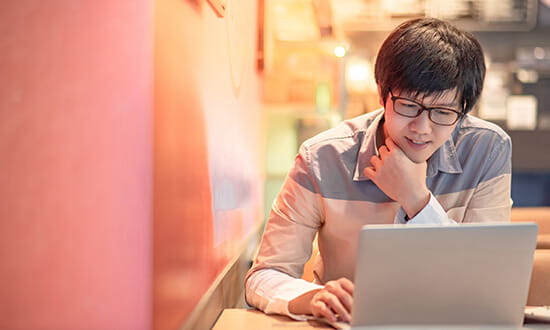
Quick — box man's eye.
[399,101,418,108]
[434,109,454,116]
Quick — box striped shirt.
[245,109,512,319]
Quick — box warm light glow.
[334,46,346,57]
[347,63,369,81]
[534,47,546,60]
[517,69,539,84]
[345,57,373,92]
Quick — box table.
[212,309,550,329]
[212,309,331,329]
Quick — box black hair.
[374,18,486,113]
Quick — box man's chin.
[395,140,433,163]
[403,150,432,164]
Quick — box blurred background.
[1,0,549,329]
[263,0,550,215]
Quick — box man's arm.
[364,138,431,219]
[245,144,356,322]
[245,148,324,319]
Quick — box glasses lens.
[394,99,421,117]
[393,96,460,126]
[430,108,459,125]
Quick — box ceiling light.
[334,46,346,57]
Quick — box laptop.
[350,223,538,328]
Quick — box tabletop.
[212,308,550,330]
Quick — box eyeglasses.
[389,90,464,126]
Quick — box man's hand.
[364,138,430,218]
[288,277,354,323]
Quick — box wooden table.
[213,308,550,329]
[212,308,332,329]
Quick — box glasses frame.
[388,90,464,126]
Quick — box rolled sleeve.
[246,269,323,319]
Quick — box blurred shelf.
[334,0,538,32]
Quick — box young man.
[245,18,512,323]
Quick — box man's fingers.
[363,166,376,181]
[324,280,353,321]
[339,277,355,295]
[311,277,355,323]
[378,144,390,158]
[369,155,381,168]
[311,299,337,322]
[385,137,397,150]
[322,293,351,322]
[384,137,412,163]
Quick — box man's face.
[380,88,461,164]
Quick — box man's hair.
[374,18,486,114]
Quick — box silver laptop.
[351,223,538,328]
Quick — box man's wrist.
[402,190,430,219]
[288,289,321,316]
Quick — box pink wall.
[153,3,214,327]
[0,0,263,329]
[153,0,263,329]
[0,1,153,329]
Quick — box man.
[245,17,512,324]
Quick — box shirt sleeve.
[245,269,323,320]
[462,134,512,223]
[244,145,324,318]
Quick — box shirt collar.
[353,110,463,181]
[426,129,463,177]
[353,110,384,181]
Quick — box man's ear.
[377,85,384,106]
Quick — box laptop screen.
[352,223,538,327]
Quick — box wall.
[153,0,264,329]
[0,0,264,329]
[0,1,153,329]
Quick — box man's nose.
[409,110,432,134]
